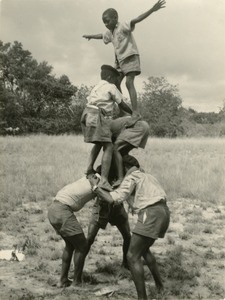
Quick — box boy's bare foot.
[156,285,164,295]
[112,178,123,188]
[121,260,129,270]
[69,280,83,289]
[57,279,72,288]
[71,281,82,286]
[98,180,113,191]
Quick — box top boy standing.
[83,0,166,116]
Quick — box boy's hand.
[83,35,91,41]
[87,174,100,187]
[152,0,166,12]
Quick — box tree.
[139,77,183,137]
[0,40,77,133]
[69,85,92,132]
[218,100,225,136]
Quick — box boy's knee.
[144,251,156,265]
[127,251,137,264]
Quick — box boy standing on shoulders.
[81,64,132,191]
[83,0,166,116]
[47,173,100,288]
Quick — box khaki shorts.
[115,54,141,76]
[81,107,112,143]
[117,120,150,149]
[48,201,83,237]
[133,200,170,239]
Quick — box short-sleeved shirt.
[87,80,123,114]
[110,169,167,213]
[55,176,95,212]
[103,22,139,62]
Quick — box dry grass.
[0,135,225,299]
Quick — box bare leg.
[143,250,164,292]
[116,221,131,269]
[112,141,125,187]
[59,239,74,287]
[86,143,102,175]
[113,140,134,187]
[66,234,88,285]
[98,142,113,191]
[72,251,85,284]
[126,73,138,113]
[116,72,124,93]
[127,233,156,300]
[86,223,100,256]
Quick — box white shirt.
[55,176,95,212]
[87,80,123,114]
[110,169,167,213]
[103,21,139,62]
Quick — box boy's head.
[122,155,140,172]
[102,8,118,30]
[101,64,120,84]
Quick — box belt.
[86,105,113,119]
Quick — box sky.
[0,0,225,112]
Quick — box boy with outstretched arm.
[83,0,166,116]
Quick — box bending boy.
[90,155,170,300]
[47,173,100,288]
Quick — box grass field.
[0,135,225,300]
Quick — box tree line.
[0,41,224,137]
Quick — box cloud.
[1,0,225,112]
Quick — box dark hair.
[102,8,118,19]
[101,65,120,81]
[122,155,140,169]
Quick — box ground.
[0,197,225,300]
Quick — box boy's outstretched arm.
[130,0,166,27]
[83,34,103,40]
[118,100,133,115]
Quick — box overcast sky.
[1,0,225,112]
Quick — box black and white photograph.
[0,0,225,299]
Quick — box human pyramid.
[48,1,170,299]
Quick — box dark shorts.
[90,198,128,229]
[48,201,83,237]
[115,54,141,76]
[133,200,170,239]
[117,120,150,149]
[81,107,112,143]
